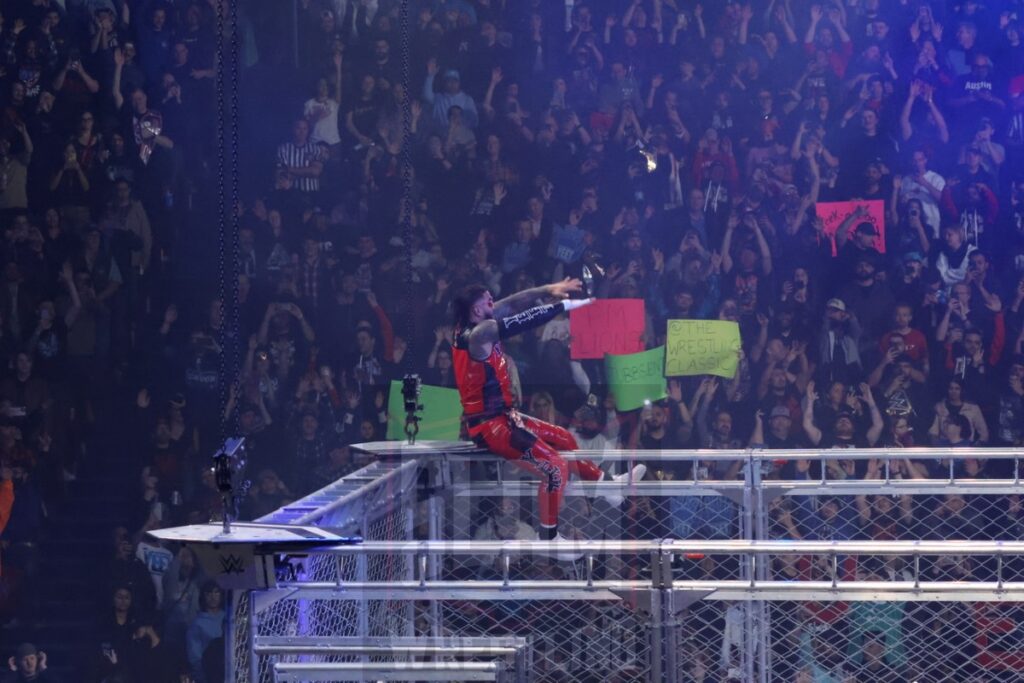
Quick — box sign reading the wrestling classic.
[665,320,741,378]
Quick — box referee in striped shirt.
[277,119,325,194]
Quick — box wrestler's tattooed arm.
[492,285,556,319]
[493,278,585,318]
[468,299,593,360]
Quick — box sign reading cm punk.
[665,320,741,378]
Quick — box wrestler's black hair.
[453,283,490,330]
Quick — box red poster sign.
[569,299,645,360]
[814,200,886,257]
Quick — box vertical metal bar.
[757,601,770,683]
[404,495,416,636]
[514,644,529,683]
[297,575,309,658]
[357,508,370,642]
[748,451,762,541]
[427,486,443,638]
[743,600,756,683]
[648,588,664,683]
[750,450,771,683]
[248,591,260,683]
[663,587,678,683]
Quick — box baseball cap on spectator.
[826,298,846,312]
[443,69,460,81]
[903,251,925,264]
[854,222,878,236]
[769,406,791,420]
[835,409,855,423]
[16,643,38,658]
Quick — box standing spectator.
[303,53,343,151]
[422,61,479,130]
[276,119,325,197]
[0,123,33,219]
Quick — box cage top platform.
[149,521,359,546]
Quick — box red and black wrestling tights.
[470,412,603,537]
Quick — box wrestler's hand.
[547,277,583,299]
[562,298,594,312]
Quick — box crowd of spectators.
[3,0,1024,679]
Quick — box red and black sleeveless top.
[453,325,514,420]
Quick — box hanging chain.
[400,0,413,371]
[399,0,420,443]
[228,0,241,435]
[215,0,228,445]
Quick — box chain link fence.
[231,461,418,683]
[232,446,1024,682]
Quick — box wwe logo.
[219,554,245,575]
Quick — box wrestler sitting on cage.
[452,278,645,554]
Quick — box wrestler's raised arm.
[493,278,584,318]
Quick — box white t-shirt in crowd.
[304,97,341,146]
[899,170,946,238]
